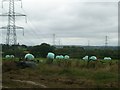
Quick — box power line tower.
[105,36,108,47]
[0,0,26,45]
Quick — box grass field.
[2,58,119,88]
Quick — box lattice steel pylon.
[0,0,26,45]
[105,36,108,47]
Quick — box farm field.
[2,58,119,88]
[0,0,119,89]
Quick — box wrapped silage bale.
[5,55,10,58]
[59,55,64,59]
[64,55,70,60]
[56,55,60,59]
[10,55,15,58]
[108,57,112,60]
[82,56,88,60]
[104,57,112,60]
[89,56,97,61]
[25,53,34,60]
[47,52,55,59]
[46,52,55,64]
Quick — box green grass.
[2,58,119,88]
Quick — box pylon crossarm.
[0,13,9,16]
[15,26,24,29]
[0,13,26,16]
[0,26,24,29]
[14,13,26,16]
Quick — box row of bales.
[5,55,15,58]
[46,52,70,65]
[82,55,113,68]
[4,53,69,68]
[47,52,70,60]
[46,53,114,68]
[5,53,70,60]
[5,53,112,61]
[5,54,111,61]
[4,52,70,68]
[5,54,35,60]
[82,55,112,61]
[46,53,113,68]
[4,53,36,68]
[4,52,113,68]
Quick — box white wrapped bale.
[82,56,88,60]
[104,57,112,60]
[108,57,112,60]
[47,52,55,59]
[64,55,70,60]
[25,53,35,60]
[59,55,64,59]
[89,56,97,61]
[10,55,15,58]
[5,55,10,58]
[56,55,60,59]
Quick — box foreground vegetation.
[2,58,119,88]
[1,43,119,88]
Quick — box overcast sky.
[0,0,119,46]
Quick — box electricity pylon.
[105,36,108,47]
[0,0,26,45]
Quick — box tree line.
[1,43,119,59]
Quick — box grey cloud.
[0,1,118,46]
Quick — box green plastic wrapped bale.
[25,53,35,60]
[89,56,97,61]
[82,56,88,60]
[5,55,10,58]
[59,55,64,59]
[64,55,70,59]
[47,52,55,59]
[104,57,111,60]
[56,55,60,59]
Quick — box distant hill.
[54,45,118,50]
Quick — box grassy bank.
[2,58,119,88]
